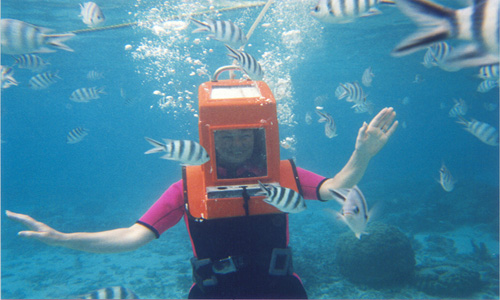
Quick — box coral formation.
[414,263,482,297]
[424,234,457,257]
[334,222,415,286]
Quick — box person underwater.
[6,104,398,298]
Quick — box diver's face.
[214,129,254,166]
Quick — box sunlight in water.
[130,0,323,132]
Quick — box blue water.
[1,0,499,299]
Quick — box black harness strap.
[242,186,250,216]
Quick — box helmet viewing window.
[213,128,267,179]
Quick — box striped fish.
[339,81,366,104]
[422,42,461,72]
[477,80,499,93]
[1,65,19,89]
[311,0,394,23]
[478,64,499,80]
[225,45,264,81]
[80,2,105,27]
[191,18,247,48]
[328,186,370,239]
[316,109,338,138]
[78,286,138,299]
[28,71,60,90]
[86,70,104,80]
[335,84,348,99]
[0,19,74,55]
[70,87,106,102]
[438,162,456,192]
[448,98,467,117]
[13,54,50,72]
[352,100,374,114]
[483,102,498,111]
[361,67,374,87]
[456,116,499,146]
[67,127,89,144]
[392,0,499,68]
[144,137,210,165]
[305,112,313,125]
[422,47,436,68]
[257,181,306,214]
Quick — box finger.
[18,231,52,243]
[18,231,39,238]
[380,114,396,132]
[369,107,390,128]
[358,122,368,133]
[375,108,397,132]
[6,211,42,231]
[385,120,399,138]
[381,109,397,127]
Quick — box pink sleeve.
[296,167,327,200]
[137,180,185,238]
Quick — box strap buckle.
[269,248,293,276]
[190,257,218,287]
[212,256,239,274]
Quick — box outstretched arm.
[5,210,156,253]
[319,107,398,200]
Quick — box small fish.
[351,100,374,114]
[70,87,106,102]
[80,2,105,27]
[144,137,210,165]
[0,19,74,55]
[305,112,313,125]
[191,18,247,48]
[316,109,337,138]
[257,181,306,214]
[225,45,264,81]
[392,0,499,68]
[86,70,104,80]
[1,66,19,89]
[13,54,50,72]
[28,71,61,90]
[456,115,499,146]
[477,80,499,93]
[120,88,137,105]
[335,84,348,100]
[422,42,461,72]
[438,162,456,192]
[67,127,89,144]
[78,286,138,299]
[328,186,370,239]
[361,67,374,87]
[339,82,366,104]
[483,102,498,111]
[400,96,410,105]
[412,74,424,83]
[477,64,499,80]
[311,0,393,23]
[448,98,467,117]
[421,47,436,68]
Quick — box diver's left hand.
[355,107,398,159]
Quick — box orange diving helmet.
[183,68,299,220]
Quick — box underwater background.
[1,0,499,299]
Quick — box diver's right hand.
[5,210,65,246]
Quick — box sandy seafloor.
[2,196,499,299]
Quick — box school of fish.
[0,0,497,265]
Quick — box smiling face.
[214,129,255,167]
